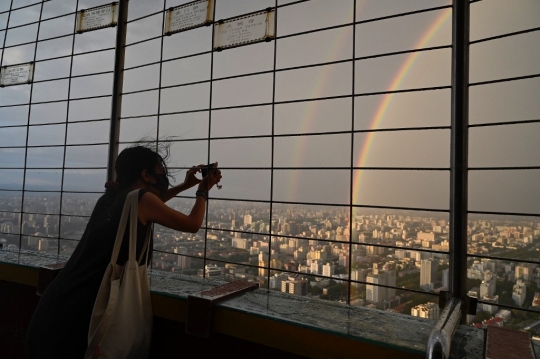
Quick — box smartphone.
[201,163,215,177]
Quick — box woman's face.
[145,163,169,197]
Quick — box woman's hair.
[108,142,172,194]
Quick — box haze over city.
[1,0,539,335]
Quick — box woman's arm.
[160,165,203,203]
[140,165,222,232]
[139,192,206,233]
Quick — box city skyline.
[1,0,539,210]
[1,0,540,337]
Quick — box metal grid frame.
[1,0,539,315]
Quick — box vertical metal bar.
[203,1,218,279]
[0,0,13,67]
[347,0,357,305]
[156,0,167,152]
[152,0,168,279]
[57,0,80,256]
[267,1,278,289]
[107,0,129,182]
[450,0,470,315]
[18,0,44,253]
[2,0,15,250]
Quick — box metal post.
[450,0,470,319]
[107,0,129,181]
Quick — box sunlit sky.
[1,0,539,216]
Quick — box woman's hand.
[198,162,222,192]
[182,165,204,189]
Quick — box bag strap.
[137,224,153,265]
[128,189,139,261]
[110,189,140,263]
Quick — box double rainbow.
[352,8,451,204]
[283,7,452,203]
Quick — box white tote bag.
[85,189,153,359]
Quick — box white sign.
[214,9,275,50]
[164,0,214,35]
[0,63,34,87]
[76,2,118,34]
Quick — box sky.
[0,0,539,216]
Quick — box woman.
[26,145,222,358]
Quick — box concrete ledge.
[0,251,491,359]
[186,281,259,338]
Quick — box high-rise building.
[366,272,387,303]
[244,214,252,225]
[351,269,369,284]
[442,268,450,290]
[420,258,438,290]
[480,271,496,298]
[411,302,440,320]
[515,265,530,283]
[322,262,334,277]
[310,260,322,275]
[385,269,396,298]
[512,280,527,306]
[232,237,248,250]
[177,255,191,269]
[281,278,308,296]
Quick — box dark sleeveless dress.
[26,189,153,359]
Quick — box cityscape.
[1,192,539,335]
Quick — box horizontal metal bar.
[6,233,88,242]
[115,126,450,144]
[40,10,78,23]
[356,85,452,97]
[2,19,41,31]
[355,45,451,62]
[352,203,449,213]
[474,299,540,315]
[470,73,540,87]
[162,166,450,171]
[120,86,447,117]
[276,0,309,9]
[34,46,115,64]
[0,142,108,149]
[467,253,540,266]
[350,279,440,297]
[126,9,162,24]
[122,60,162,72]
[355,4,452,26]
[0,94,111,109]
[468,210,540,217]
[469,166,540,171]
[215,6,279,24]
[0,117,110,129]
[18,213,91,220]
[470,26,540,44]
[152,249,205,262]
[165,195,451,215]
[204,227,449,254]
[0,1,44,15]
[124,51,212,72]
[17,167,107,170]
[0,189,103,194]
[123,34,161,48]
[31,70,114,85]
[469,118,540,128]
[1,38,36,49]
[276,22,353,41]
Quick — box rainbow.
[352,8,452,204]
[283,7,452,203]
[284,15,355,200]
